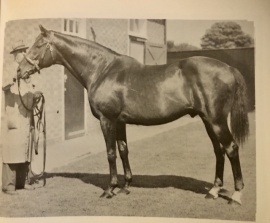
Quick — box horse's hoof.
[205,193,217,199]
[100,190,116,199]
[117,187,130,195]
[228,199,241,206]
[229,191,242,205]
[205,186,221,200]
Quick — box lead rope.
[30,94,46,186]
[17,77,47,186]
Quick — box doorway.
[62,19,86,139]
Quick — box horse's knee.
[118,141,127,151]
[107,153,117,163]
[118,141,128,157]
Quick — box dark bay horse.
[17,25,249,205]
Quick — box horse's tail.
[230,68,249,145]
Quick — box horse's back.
[90,55,238,125]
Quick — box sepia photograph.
[0,0,269,223]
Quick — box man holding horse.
[1,40,43,194]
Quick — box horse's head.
[17,25,56,80]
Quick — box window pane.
[76,21,79,33]
[69,20,73,32]
[64,19,67,31]
[135,19,140,32]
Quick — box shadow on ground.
[44,172,213,195]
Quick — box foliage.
[201,22,254,49]
[167,41,200,52]
[167,40,175,50]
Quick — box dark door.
[64,68,85,139]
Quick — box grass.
[0,113,256,221]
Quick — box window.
[63,19,86,36]
[129,19,147,39]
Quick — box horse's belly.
[119,74,191,125]
[118,95,190,125]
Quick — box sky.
[166,20,254,48]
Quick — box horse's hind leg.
[218,122,244,205]
[205,118,244,205]
[201,117,225,199]
[116,122,132,194]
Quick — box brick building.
[2,19,167,144]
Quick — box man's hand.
[2,83,14,91]
[33,91,43,104]
[34,91,43,99]
[2,76,16,91]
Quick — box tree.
[201,22,254,49]
[167,41,199,52]
[167,40,175,51]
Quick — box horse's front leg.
[116,122,132,194]
[99,116,118,198]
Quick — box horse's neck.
[54,33,117,89]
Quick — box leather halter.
[23,33,55,74]
[17,33,55,111]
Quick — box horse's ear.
[39,25,48,37]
